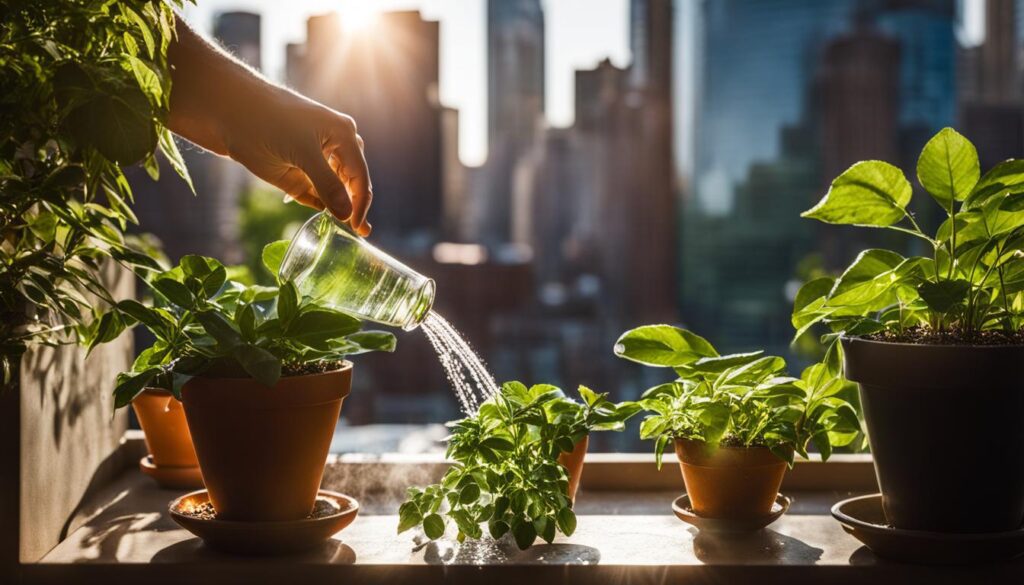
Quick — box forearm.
[167,17,271,155]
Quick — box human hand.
[221,89,373,236]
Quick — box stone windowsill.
[22,455,1024,585]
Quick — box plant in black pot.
[794,127,1024,533]
[113,246,395,534]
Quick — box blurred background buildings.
[129,0,1024,451]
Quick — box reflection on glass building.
[680,0,958,358]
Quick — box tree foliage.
[0,1,191,386]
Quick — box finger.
[332,145,372,235]
[287,188,326,211]
[299,151,352,222]
[324,128,373,232]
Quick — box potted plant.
[112,245,395,521]
[398,382,638,549]
[615,325,859,520]
[793,127,1024,533]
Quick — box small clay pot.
[674,438,788,519]
[557,435,589,502]
[132,388,199,468]
[180,364,351,522]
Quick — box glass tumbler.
[278,212,435,330]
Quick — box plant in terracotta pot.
[615,325,859,520]
[793,127,1024,533]
[112,246,395,521]
[398,382,638,549]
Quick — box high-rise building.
[818,17,901,188]
[289,12,444,244]
[816,13,904,267]
[473,0,546,242]
[959,0,1024,169]
[213,11,261,69]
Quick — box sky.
[182,0,630,167]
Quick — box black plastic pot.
[842,337,1024,533]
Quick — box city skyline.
[182,0,632,167]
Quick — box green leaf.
[488,519,510,539]
[344,331,397,354]
[916,127,980,208]
[556,507,577,536]
[231,344,282,387]
[802,161,912,226]
[288,310,361,345]
[423,513,445,540]
[397,501,422,534]
[151,277,194,309]
[613,325,718,367]
[458,483,481,505]
[116,299,165,332]
[113,368,161,409]
[577,385,601,407]
[57,64,157,165]
[828,249,907,306]
[194,311,242,349]
[686,351,764,374]
[971,160,1024,204]
[917,279,970,313]
[261,240,290,282]
[512,519,537,550]
[159,129,194,193]
[278,282,298,325]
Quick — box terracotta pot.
[843,337,1024,533]
[132,388,198,468]
[557,435,589,502]
[180,364,351,522]
[674,438,787,519]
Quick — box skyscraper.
[960,0,1024,169]
[474,0,546,243]
[289,12,444,244]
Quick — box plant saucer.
[139,455,204,490]
[832,494,1024,565]
[169,489,359,555]
[672,493,790,533]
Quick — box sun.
[340,1,380,33]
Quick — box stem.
[948,199,957,280]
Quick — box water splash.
[421,311,498,413]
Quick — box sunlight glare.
[340,1,380,33]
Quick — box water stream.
[420,311,499,413]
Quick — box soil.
[860,326,1024,346]
[200,358,347,379]
[180,497,341,521]
[280,359,347,377]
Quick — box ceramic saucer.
[832,494,1024,565]
[169,489,359,555]
[672,493,790,533]
[139,455,204,490]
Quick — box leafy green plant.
[111,241,395,407]
[1,1,191,385]
[398,382,638,549]
[794,127,1024,341]
[614,325,860,465]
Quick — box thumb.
[299,152,352,222]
